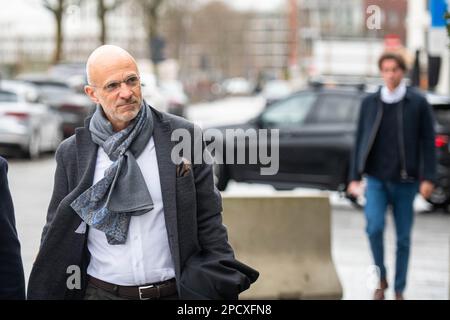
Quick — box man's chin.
[118,109,140,122]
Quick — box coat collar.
[74,125,97,182]
[380,82,407,104]
[376,85,414,102]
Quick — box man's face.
[380,59,404,91]
[85,59,142,131]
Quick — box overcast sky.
[0,0,286,35]
[2,0,284,14]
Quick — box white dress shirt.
[380,81,407,104]
[86,136,175,286]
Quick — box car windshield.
[0,90,19,102]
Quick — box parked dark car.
[426,93,450,209]
[209,84,450,210]
[16,74,95,138]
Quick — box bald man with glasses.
[27,45,258,300]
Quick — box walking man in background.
[348,52,436,300]
[0,156,25,299]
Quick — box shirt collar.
[380,81,407,104]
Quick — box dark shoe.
[373,279,388,300]
[395,292,404,300]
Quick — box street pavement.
[5,156,450,300]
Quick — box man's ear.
[84,85,99,104]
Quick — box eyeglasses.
[91,75,141,93]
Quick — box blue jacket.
[349,87,437,183]
[0,157,25,299]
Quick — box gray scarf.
[70,102,154,245]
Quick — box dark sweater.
[365,101,402,181]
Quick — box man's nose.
[118,82,133,99]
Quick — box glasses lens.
[106,82,120,92]
[126,76,139,87]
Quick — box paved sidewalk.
[6,158,450,299]
[331,202,450,300]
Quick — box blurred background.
[1,0,450,300]
[0,0,448,101]
[1,1,450,143]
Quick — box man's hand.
[347,180,363,198]
[419,181,434,199]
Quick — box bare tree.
[96,0,124,44]
[42,0,69,64]
[160,0,195,61]
[189,1,249,78]
[135,0,166,61]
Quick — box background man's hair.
[378,52,408,72]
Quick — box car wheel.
[213,160,229,191]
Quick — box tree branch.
[106,0,125,12]
[42,0,55,12]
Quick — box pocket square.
[75,221,87,234]
[176,157,192,177]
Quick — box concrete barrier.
[222,192,343,299]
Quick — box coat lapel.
[71,125,98,201]
[151,109,181,281]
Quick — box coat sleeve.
[179,125,259,300]
[0,158,25,300]
[419,97,437,183]
[348,98,366,182]
[40,145,69,247]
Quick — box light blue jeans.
[364,175,419,293]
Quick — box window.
[0,90,18,102]
[261,92,318,127]
[310,94,359,124]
